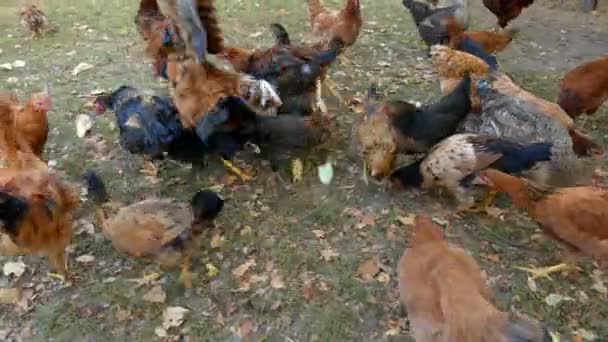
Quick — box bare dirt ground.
[0,0,607,341]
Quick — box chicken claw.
[47,272,71,286]
[240,75,282,110]
[514,263,574,280]
[222,158,252,182]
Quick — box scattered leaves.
[376,272,390,283]
[3,262,26,277]
[357,259,380,281]
[143,285,166,303]
[311,229,326,239]
[210,233,224,249]
[301,279,315,301]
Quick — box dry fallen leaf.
[206,263,219,278]
[0,63,12,70]
[321,248,339,261]
[544,293,573,307]
[270,271,285,289]
[6,77,18,84]
[115,307,132,322]
[162,306,189,330]
[485,254,501,263]
[397,214,416,226]
[210,233,224,249]
[0,287,21,304]
[357,259,380,281]
[311,229,326,239]
[302,279,315,301]
[292,158,303,183]
[143,285,166,303]
[376,272,390,283]
[237,319,253,338]
[76,254,95,263]
[12,60,25,68]
[3,261,26,277]
[75,114,94,138]
[72,62,94,76]
[232,258,256,278]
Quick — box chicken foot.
[466,190,498,214]
[222,158,252,182]
[515,263,576,280]
[47,250,71,285]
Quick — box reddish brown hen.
[477,169,608,279]
[557,56,608,120]
[18,5,49,39]
[483,0,535,30]
[307,0,362,47]
[399,215,551,341]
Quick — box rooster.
[306,0,362,47]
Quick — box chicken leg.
[47,250,70,285]
[466,190,498,214]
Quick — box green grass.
[1,0,608,340]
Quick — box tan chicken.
[399,215,552,341]
[83,171,224,288]
[430,44,490,113]
[19,5,50,39]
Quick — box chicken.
[459,77,599,187]
[446,16,514,60]
[0,168,78,283]
[389,134,552,211]
[12,86,52,158]
[402,0,469,28]
[476,169,608,279]
[402,0,469,52]
[154,0,282,112]
[18,5,49,39]
[557,56,608,120]
[488,72,603,158]
[135,0,173,78]
[483,0,535,30]
[219,23,344,116]
[94,86,185,159]
[399,215,553,341]
[430,44,490,113]
[306,0,362,47]
[83,170,223,288]
[353,74,471,180]
[0,93,48,170]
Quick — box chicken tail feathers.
[569,128,605,158]
[504,315,552,342]
[82,170,109,205]
[0,192,29,237]
[176,0,207,63]
[269,23,291,45]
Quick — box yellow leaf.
[206,263,219,278]
[357,259,380,281]
[232,258,256,278]
[397,214,415,226]
[292,158,303,183]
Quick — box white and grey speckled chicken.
[458,77,597,187]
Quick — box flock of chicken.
[4,0,608,340]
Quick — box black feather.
[0,191,29,236]
[389,160,424,188]
[190,190,224,222]
[82,170,109,205]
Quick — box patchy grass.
[1,0,608,340]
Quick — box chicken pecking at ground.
[389,134,552,212]
[476,169,608,279]
[353,74,471,181]
[399,215,554,341]
[83,170,224,288]
[219,23,344,116]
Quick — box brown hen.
[399,215,552,341]
[557,56,608,120]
